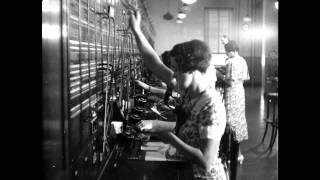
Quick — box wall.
[246,0,278,86]
[147,0,278,85]
[148,0,238,55]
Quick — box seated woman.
[124,4,227,179]
[135,51,180,101]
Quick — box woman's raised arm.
[128,9,176,88]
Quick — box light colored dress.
[224,55,250,142]
[176,87,227,180]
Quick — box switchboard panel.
[66,0,154,179]
[43,0,155,179]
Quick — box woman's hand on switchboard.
[136,120,156,132]
[129,10,141,32]
[135,80,149,90]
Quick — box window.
[204,8,233,54]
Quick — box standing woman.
[223,40,250,179]
[125,5,228,180]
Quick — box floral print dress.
[224,56,250,142]
[176,87,227,180]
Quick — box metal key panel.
[43,0,155,180]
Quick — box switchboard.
[43,0,155,179]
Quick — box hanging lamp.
[181,0,197,5]
[176,18,183,23]
[177,10,187,19]
[163,0,174,20]
[243,0,252,22]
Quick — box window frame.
[204,7,234,55]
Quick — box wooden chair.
[260,92,278,152]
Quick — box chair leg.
[260,96,271,145]
[269,127,278,151]
[268,100,277,151]
[260,123,269,145]
[267,125,276,151]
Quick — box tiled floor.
[236,86,278,180]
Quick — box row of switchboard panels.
[43,0,155,179]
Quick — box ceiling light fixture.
[177,11,187,19]
[181,0,197,5]
[163,0,173,20]
[243,0,252,22]
[243,16,252,22]
[176,18,183,24]
[181,3,191,13]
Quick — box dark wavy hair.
[161,51,171,67]
[169,39,211,73]
[224,40,239,52]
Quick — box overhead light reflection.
[242,24,249,31]
[62,24,67,38]
[42,0,60,14]
[42,23,61,39]
[243,16,252,22]
[242,27,273,40]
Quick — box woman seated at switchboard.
[135,50,180,103]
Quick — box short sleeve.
[198,104,226,141]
